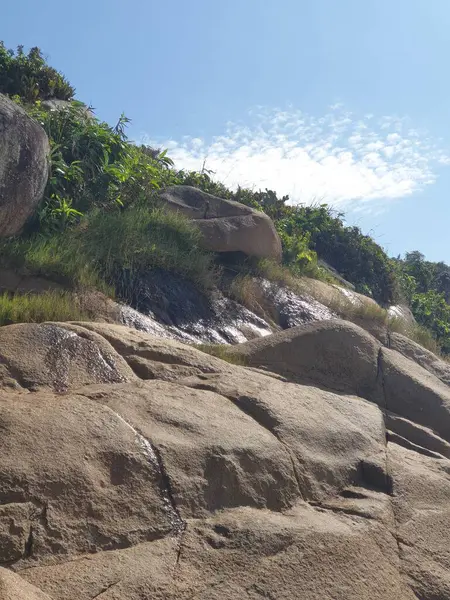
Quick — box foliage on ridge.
[0,43,74,101]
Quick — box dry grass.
[228,275,278,324]
[387,316,443,356]
[228,264,447,361]
[196,343,247,366]
[229,265,388,327]
[325,292,387,323]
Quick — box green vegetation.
[0,43,74,101]
[175,176,396,303]
[392,252,450,354]
[196,343,247,366]
[177,172,449,354]
[0,206,215,297]
[411,291,450,354]
[0,44,448,355]
[21,100,177,233]
[0,291,86,326]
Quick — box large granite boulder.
[0,94,50,236]
[159,185,282,261]
[0,320,446,599]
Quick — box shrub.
[0,43,74,101]
[411,290,450,354]
[275,220,318,276]
[392,252,450,355]
[175,169,233,200]
[285,204,396,304]
[18,102,177,233]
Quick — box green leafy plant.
[276,223,318,276]
[411,290,450,354]
[0,43,74,101]
[21,102,176,232]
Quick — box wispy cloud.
[143,106,450,211]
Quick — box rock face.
[0,568,53,600]
[0,94,50,236]
[389,331,450,386]
[0,319,449,599]
[235,319,383,399]
[159,185,282,261]
[120,268,273,344]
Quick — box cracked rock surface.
[0,319,449,599]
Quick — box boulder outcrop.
[0,94,50,236]
[235,319,382,398]
[0,319,448,599]
[159,185,282,261]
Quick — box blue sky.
[3,0,450,261]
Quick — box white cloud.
[142,106,450,212]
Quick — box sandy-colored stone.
[160,185,282,261]
[235,319,383,399]
[0,391,177,567]
[389,331,450,386]
[0,568,53,600]
[0,322,136,391]
[71,321,232,380]
[81,380,301,519]
[381,347,450,441]
[21,505,415,600]
[0,321,445,599]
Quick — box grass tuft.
[387,316,444,356]
[196,343,247,366]
[0,291,87,326]
[0,205,217,301]
[80,206,216,293]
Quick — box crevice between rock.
[83,399,187,572]
[91,580,120,599]
[307,500,376,520]
[233,395,312,501]
[376,347,406,587]
[386,430,444,460]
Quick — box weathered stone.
[381,347,450,442]
[0,391,178,565]
[0,94,49,236]
[0,322,136,391]
[160,186,282,261]
[389,331,450,386]
[0,568,53,600]
[234,319,383,399]
[0,321,444,599]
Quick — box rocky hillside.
[1,43,450,600]
[0,319,449,599]
[0,42,448,356]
